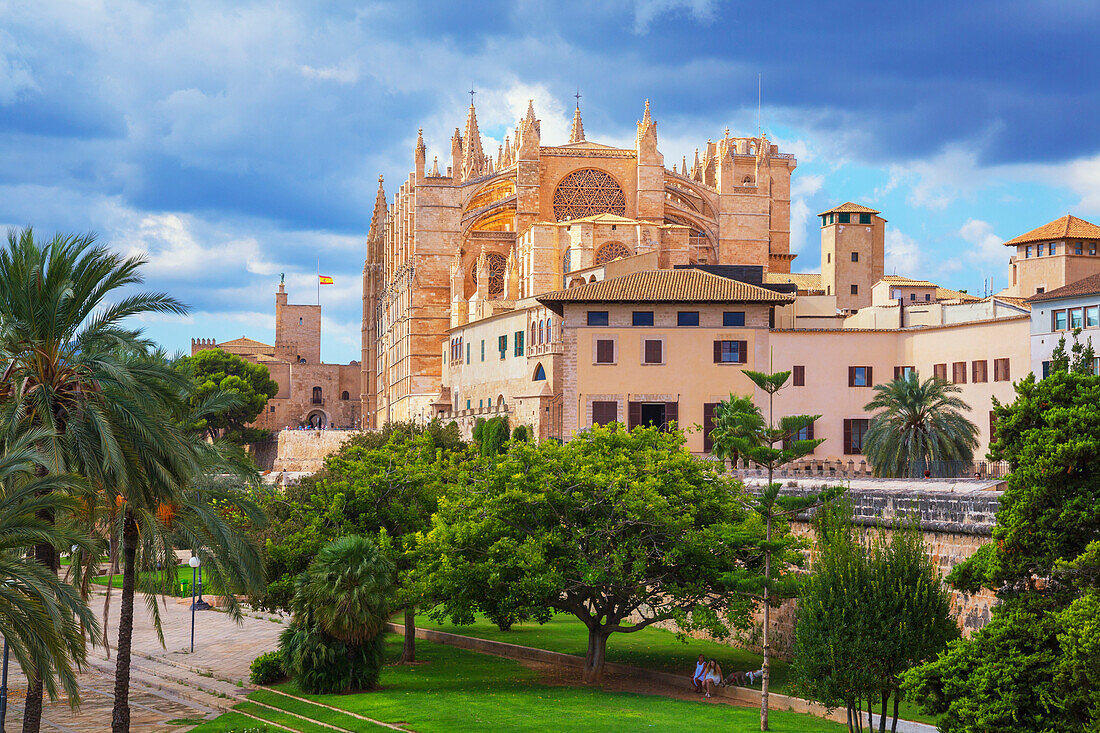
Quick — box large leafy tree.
[903,366,1100,731]
[0,424,100,710]
[177,348,278,445]
[256,420,464,662]
[417,423,764,683]
[709,370,833,731]
[0,228,185,733]
[861,373,978,478]
[795,500,957,733]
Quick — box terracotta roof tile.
[1004,215,1100,246]
[1026,272,1100,303]
[818,202,880,216]
[936,287,981,302]
[537,269,795,308]
[764,272,824,290]
[880,275,937,288]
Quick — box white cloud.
[633,0,716,32]
[789,174,824,255]
[957,218,1006,269]
[300,59,360,84]
[885,229,922,275]
[0,32,37,103]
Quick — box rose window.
[594,241,632,265]
[553,169,627,221]
[472,252,508,297]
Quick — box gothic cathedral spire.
[462,103,485,180]
[570,104,585,143]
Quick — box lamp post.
[0,634,9,733]
[188,555,200,653]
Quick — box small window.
[909,293,916,301]
[677,311,700,326]
[595,339,615,364]
[1076,243,1084,255]
[1053,310,1068,331]
[859,213,872,224]
[972,360,988,383]
[925,293,931,301]
[587,311,609,326]
[481,340,485,361]
[715,340,748,364]
[844,418,870,454]
[1042,360,1051,379]
[851,251,859,262]
[632,311,654,326]
[723,311,746,327]
[1071,308,1084,329]
[848,366,871,387]
[933,363,947,380]
[838,213,851,224]
[1087,306,1099,328]
[1036,287,1045,294]
[514,330,525,356]
[994,358,1010,382]
[592,401,618,427]
[850,284,859,295]
[466,343,470,364]
[1025,246,1032,258]
[499,334,508,359]
[952,361,967,384]
[1038,243,1045,256]
[269,406,275,413]
[894,366,915,380]
[643,339,663,364]
[1050,242,1057,255]
[341,391,350,400]
[792,365,805,386]
[466,399,471,410]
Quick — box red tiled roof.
[1004,215,1100,246]
[818,202,880,216]
[537,269,794,310]
[1027,272,1100,303]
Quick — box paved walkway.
[4,592,286,732]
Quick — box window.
[792,365,805,386]
[533,363,546,381]
[628,401,677,431]
[703,403,718,452]
[1088,306,1099,328]
[785,420,815,451]
[859,213,872,224]
[514,330,524,356]
[850,284,859,295]
[1036,287,1045,294]
[595,339,615,364]
[827,253,831,263]
[851,251,859,262]
[632,311,654,326]
[925,293,931,301]
[993,358,1010,382]
[643,339,664,364]
[1025,245,1032,258]
[723,311,746,327]
[498,334,508,359]
[481,340,485,361]
[466,343,470,364]
[848,366,872,387]
[1042,360,1051,379]
[269,406,275,413]
[1071,308,1084,329]
[838,213,851,224]
[894,366,915,379]
[972,360,988,383]
[1038,243,1045,256]
[479,399,483,409]
[587,310,609,326]
[538,321,544,344]
[1053,310,1068,331]
[952,361,967,384]
[1076,243,1084,255]
[341,390,350,400]
[1050,242,1057,255]
[311,387,322,405]
[1092,244,1097,256]
[933,363,947,380]
[466,399,471,410]
[910,293,916,301]
[677,311,700,326]
[843,419,870,454]
[592,401,618,427]
[714,340,748,364]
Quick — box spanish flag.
[318,275,334,285]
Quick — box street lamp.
[187,555,211,652]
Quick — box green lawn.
[91,566,219,596]
[188,637,844,732]
[413,612,935,726]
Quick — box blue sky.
[3,0,1100,363]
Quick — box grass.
[90,565,221,596]
[413,612,936,725]
[188,637,845,732]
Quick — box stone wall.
[271,429,362,472]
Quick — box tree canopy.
[177,348,278,444]
[416,423,766,683]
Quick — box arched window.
[594,241,632,265]
[341,391,350,400]
[533,363,546,381]
[552,169,627,221]
[538,320,544,344]
[496,394,505,409]
[311,387,322,405]
[530,323,536,344]
[545,318,552,343]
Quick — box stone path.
[4,592,286,732]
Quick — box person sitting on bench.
[691,654,706,693]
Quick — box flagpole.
[316,259,320,306]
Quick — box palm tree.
[0,228,182,732]
[862,372,979,478]
[0,422,101,711]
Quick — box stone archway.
[306,410,329,429]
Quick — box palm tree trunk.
[401,607,415,663]
[112,510,138,733]
[21,502,56,733]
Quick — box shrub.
[249,651,285,685]
[279,620,385,694]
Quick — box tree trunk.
[582,626,609,684]
[22,503,56,733]
[112,511,138,733]
[891,694,899,733]
[760,494,772,732]
[867,696,874,732]
[879,691,888,733]
[400,607,416,663]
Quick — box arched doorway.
[306,410,328,429]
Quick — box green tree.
[709,370,831,731]
[903,369,1100,731]
[0,228,186,733]
[861,373,979,478]
[280,535,393,693]
[417,423,764,683]
[0,424,100,711]
[177,348,279,444]
[256,424,464,662]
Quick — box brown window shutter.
[843,419,852,454]
[807,420,815,440]
[703,403,717,452]
[592,401,617,426]
[848,366,856,387]
[738,341,748,364]
[1002,359,1010,381]
[713,340,722,363]
[664,401,678,429]
[596,339,614,363]
[793,365,805,386]
[645,339,663,364]
[894,366,902,380]
[866,366,872,385]
[628,401,642,429]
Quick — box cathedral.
[361,98,798,428]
